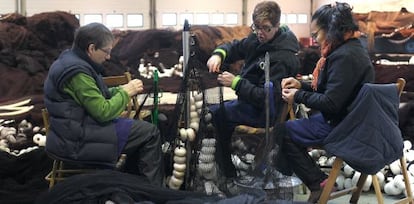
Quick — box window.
[297,14,308,24]
[226,13,238,25]
[162,13,177,26]
[280,14,286,24]
[180,13,194,25]
[211,13,224,25]
[106,14,123,28]
[287,14,297,24]
[84,14,102,25]
[127,14,143,27]
[195,13,209,25]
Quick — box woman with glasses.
[205,1,300,194]
[277,2,374,203]
[43,23,164,187]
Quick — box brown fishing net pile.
[0,10,413,136]
[0,11,250,125]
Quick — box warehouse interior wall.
[0,0,412,39]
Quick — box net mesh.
[166,29,296,202]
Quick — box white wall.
[23,0,151,28]
[0,0,16,14]
[0,0,411,38]
[155,0,311,38]
[156,0,244,29]
[314,0,413,13]
[247,0,312,39]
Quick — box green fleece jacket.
[63,72,130,123]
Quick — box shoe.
[307,178,337,203]
[307,189,322,203]
[218,177,240,197]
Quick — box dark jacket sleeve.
[214,38,248,63]
[214,34,299,110]
[235,59,292,109]
[294,52,363,114]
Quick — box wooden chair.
[233,103,308,193]
[103,72,140,119]
[234,104,296,134]
[318,78,413,204]
[44,72,136,188]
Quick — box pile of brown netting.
[0,11,250,126]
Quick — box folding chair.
[103,72,141,119]
[44,72,136,188]
[318,78,413,204]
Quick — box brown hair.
[252,1,281,26]
[72,22,114,51]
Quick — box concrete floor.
[293,186,408,204]
[156,86,412,203]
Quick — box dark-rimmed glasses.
[251,24,275,33]
[99,48,111,56]
[311,28,322,40]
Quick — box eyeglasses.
[251,24,274,33]
[99,48,111,56]
[311,28,322,40]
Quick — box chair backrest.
[103,72,139,119]
[396,78,406,97]
[42,108,50,133]
[42,71,139,133]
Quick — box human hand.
[217,71,235,87]
[121,79,144,96]
[281,77,301,89]
[206,55,222,73]
[282,88,298,104]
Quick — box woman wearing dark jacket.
[206,1,300,184]
[278,2,374,203]
[44,23,164,187]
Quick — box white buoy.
[376,171,385,188]
[186,128,196,141]
[336,174,345,190]
[343,164,354,177]
[390,160,402,175]
[179,128,187,141]
[344,178,353,189]
[190,122,199,132]
[404,140,412,151]
[384,180,403,195]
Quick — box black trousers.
[123,120,164,187]
[274,123,327,191]
[212,105,237,178]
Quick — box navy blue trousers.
[278,113,334,191]
[210,99,274,178]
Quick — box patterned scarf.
[311,41,331,90]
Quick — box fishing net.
[165,23,297,203]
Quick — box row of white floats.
[308,140,414,197]
[168,91,216,190]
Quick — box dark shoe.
[218,177,240,197]
[307,178,337,203]
[307,189,322,203]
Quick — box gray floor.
[293,186,408,204]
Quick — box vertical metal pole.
[242,0,248,26]
[149,0,156,29]
[182,19,190,127]
[21,0,26,16]
[152,70,159,126]
[16,0,27,16]
[182,19,193,190]
[15,0,20,14]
